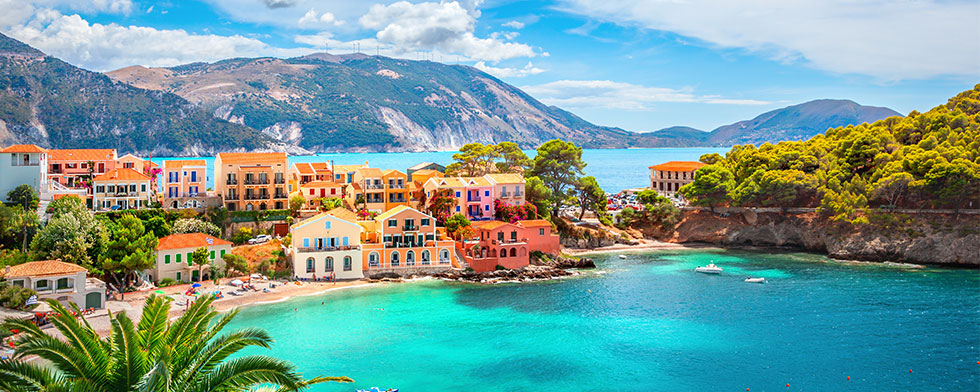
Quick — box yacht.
[695,263,723,274]
[744,277,766,283]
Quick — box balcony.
[402,224,418,231]
[389,197,407,203]
[492,238,528,245]
[467,195,483,202]
[244,194,270,200]
[388,183,406,189]
[225,194,239,200]
[226,179,238,185]
[365,183,384,190]
[274,177,285,184]
[297,245,357,253]
[274,192,288,199]
[244,179,270,185]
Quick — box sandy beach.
[562,239,718,256]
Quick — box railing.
[467,195,482,202]
[226,179,238,185]
[492,238,528,245]
[244,194,269,200]
[274,178,285,184]
[402,224,418,231]
[388,183,406,189]
[297,245,357,252]
[499,191,510,197]
[389,197,407,203]
[365,183,384,190]
[513,191,523,197]
[274,192,288,199]
[226,194,239,200]
[244,179,270,185]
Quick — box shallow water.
[226,250,980,391]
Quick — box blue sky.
[2,0,977,132]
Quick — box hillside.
[636,100,901,147]
[107,54,634,152]
[0,33,271,155]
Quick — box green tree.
[529,139,586,217]
[290,193,306,216]
[443,213,471,240]
[6,185,38,211]
[871,172,913,209]
[192,246,210,282]
[524,176,553,218]
[495,141,532,173]
[222,253,250,276]
[0,295,349,391]
[100,214,158,288]
[31,200,107,270]
[923,158,980,216]
[678,165,735,212]
[319,197,344,211]
[0,203,38,252]
[699,153,724,165]
[573,176,606,220]
[446,142,500,176]
[145,215,172,238]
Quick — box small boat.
[744,277,766,283]
[695,263,723,274]
[618,255,627,259]
[357,388,398,392]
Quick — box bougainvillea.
[493,200,537,223]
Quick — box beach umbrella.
[230,279,243,286]
[154,290,165,294]
[191,283,202,288]
[32,302,52,313]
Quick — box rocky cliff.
[644,210,979,265]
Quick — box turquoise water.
[225,250,980,391]
[150,147,728,193]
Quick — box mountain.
[0,33,271,155]
[106,53,634,153]
[636,100,902,147]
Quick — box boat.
[695,263,723,274]
[357,388,398,392]
[618,255,627,259]
[744,277,766,283]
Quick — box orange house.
[47,149,118,189]
[462,219,561,272]
[214,152,288,211]
[359,205,455,272]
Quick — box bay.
[225,250,980,391]
[150,147,728,193]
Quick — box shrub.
[495,265,506,270]
[158,278,178,287]
[172,218,221,237]
[0,284,38,310]
[230,227,253,245]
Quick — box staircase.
[454,248,469,270]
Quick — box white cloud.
[6,10,311,71]
[359,1,536,62]
[298,8,341,26]
[262,0,296,8]
[521,80,770,110]
[473,61,544,78]
[502,20,524,29]
[558,0,980,80]
[0,0,133,28]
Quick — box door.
[85,292,102,309]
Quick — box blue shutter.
[325,220,331,229]
[342,237,349,246]
[303,238,310,248]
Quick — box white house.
[0,259,105,309]
[289,208,364,280]
[151,233,232,283]
[0,144,48,202]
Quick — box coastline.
[562,239,719,256]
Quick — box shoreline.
[562,239,719,256]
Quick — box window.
[369,252,380,268]
[439,249,450,263]
[421,218,430,226]
[510,248,517,257]
[303,238,310,248]
[342,237,349,246]
[306,258,315,273]
[11,280,23,288]
[406,250,416,266]
[325,257,334,271]
[325,220,331,229]
[141,184,147,192]
[539,228,545,236]
[56,278,72,290]
[220,250,226,257]
[343,256,352,271]
[130,184,136,192]
[176,272,181,281]
[210,251,215,259]
[35,280,49,290]
[455,206,460,212]
[421,250,431,265]
[176,254,182,264]
[187,253,193,266]
[484,205,490,211]
[390,251,400,266]
[511,231,518,240]
[484,190,490,197]
[455,191,461,197]
[96,185,105,193]
[497,232,504,241]
[165,255,171,264]
[388,219,397,227]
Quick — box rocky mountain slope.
[107,53,634,153]
[0,33,271,155]
[637,100,901,147]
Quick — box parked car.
[248,234,272,245]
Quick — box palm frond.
[0,359,61,391]
[171,328,273,387]
[185,356,307,392]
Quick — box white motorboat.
[695,263,723,274]
[744,277,766,283]
[618,255,627,259]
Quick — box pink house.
[164,160,206,198]
[47,149,118,189]
[461,219,561,272]
[422,177,495,221]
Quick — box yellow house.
[382,169,409,210]
[215,152,288,211]
[290,208,364,279]
[346,167,385,212]
[92,168,153,211]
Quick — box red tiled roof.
[0,144,47,153]
[164,159,206,168]
[518,219,553,228]
[157,233,231,251]
[648,161,706,172]
[217,152,287,165]
[293,162,332,175]
[475,220,512,230]
[49,149,116,162]
[93,168,150,182]
[1,259,87,278]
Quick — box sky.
[1,0,978,132]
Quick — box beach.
[562,238,717,256]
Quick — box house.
[151,233,232,283]
[92,168,153,211]
[288,162,334,193]
[408,169,443,208]
[359,205,455,273]
[47,149,118,189]
[649,161,706,198]
[461,219,560,272]
[382,169,409,211]
[289,208,364,280]
[0,144,48,202]
[163,160,214,209]
[215,152,289,211]
[345,167,386,212]
[332,162,369,184]
[422,176,495,221]
[0,259,106,309]
[485,173,525,208]
[292,181,344,211]
[406,162,445,181]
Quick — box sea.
[150,147,728,194]
[224,250,980,391]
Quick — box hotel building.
[215,152,289,211]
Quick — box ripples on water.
[227,250,980,391]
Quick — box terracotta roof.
[325,207,358,222]
[374,205,414,222]
[157,233,231,251]
[301,181,342,188]
[430,177,466,188]
[648,161,706,172]
[333,162,369,173]
[293,162,332,175]
[382,169,405,177]
[164,159,206,168]
[217,152,287,165]
[1,259,87,278]
[356,167,383,177]
[474,220,513,230]
[519,219,553,228]
[49,149,116,162]
[93,168,150,182]
[348,182,363,191]
[460,176,492,186]
[484,173,525,184]
[0,144,47,153]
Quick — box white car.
[248,234,272,245]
